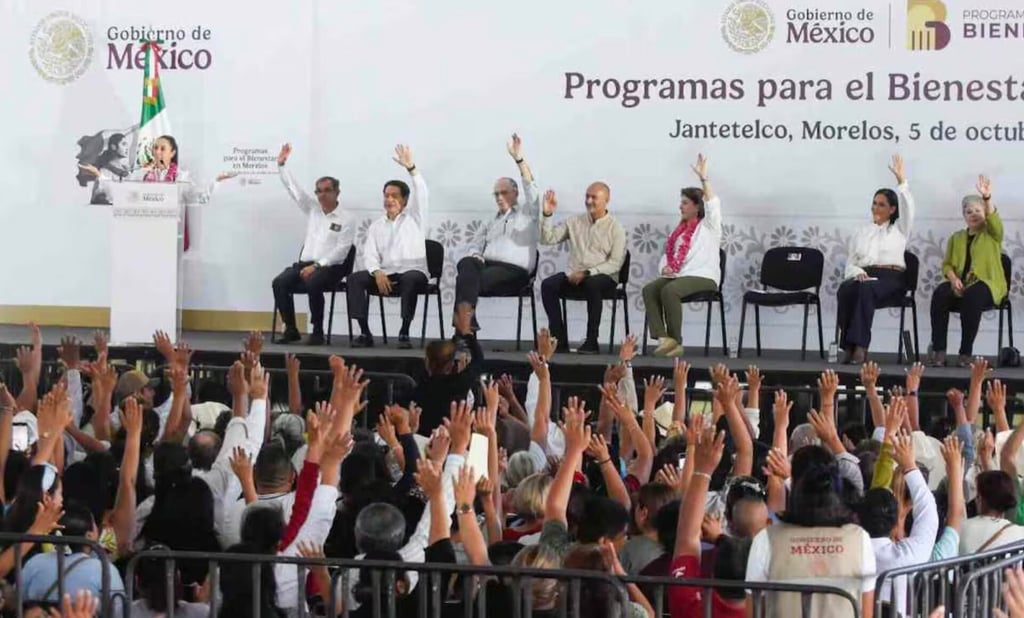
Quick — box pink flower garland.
[665,219,700,273]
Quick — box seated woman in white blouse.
[836,155,915,364]
[79,134,237,205]
[642,154,722,357]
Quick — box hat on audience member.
[190,401,230,431]
[115,370,159,402]
[651,402,676,437]
[790,423,821,452]
[12,410,38,448]
[910,431,946,491]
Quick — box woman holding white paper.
[836,155,915,364]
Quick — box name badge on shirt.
[329,223,342,232]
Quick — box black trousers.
[346,270,428,333]
[272,261,348,333]
[930,281,995,355]
[541,272,616,344]
[454,257,530,320]
[836,268,906,349]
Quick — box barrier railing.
[873,539,1024,618]
[622,573,860,618]
[0,532,128,618]
[955,546,1024,618]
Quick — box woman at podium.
[78,134,237,205]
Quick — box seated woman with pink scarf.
[642,154,723,357]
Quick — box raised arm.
[544,398,590,525]
[717,375,753,477]
[675,425,725,558]
[112,398,142,556]
[772,390,793,453]
[692,154,714,203]
[393,144,428,225]
[967,357,990,425]
[1000,408,1024,479]
[0,387,14,504]
[286,353,303,414]
[14,324,42,412]
[942,436,966,533]
[453,466,490,567]
[977,175,1003,241]
[539,190,569,245]
[892,431,938,555]
[276,143,316,213]
[602,383,654,484]
[587,434,630,511]
[988,380,1010,434]
[508,132,536,188]
[672,359,690,425]
[889,154,914,236]
[527,353,552,452]
[861,362,885,429]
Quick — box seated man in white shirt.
[347,145,429,349]
[272,143,355,345]
[454,133,539,331]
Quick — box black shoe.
[352,333,374,348]
[278,328,301,344]
[305,332,325,346]
[397,334,413,349]
[555,342,570,354]
[577,340,600,355]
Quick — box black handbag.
[999,346,1021,368]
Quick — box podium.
[109,181,183,344]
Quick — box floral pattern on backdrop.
[342,212,1022,354]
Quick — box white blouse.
[844,182,915,280]
[657,196,722,283]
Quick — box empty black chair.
[559,251,631,354]
[271,245,356,344]
[948,253,1015,353]
[738,247,824,361]
[347,240,445,348]
[478,250,540,351]
[642,249,728,357]
[835,250,920,363]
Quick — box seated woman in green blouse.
[928,175,1007,367]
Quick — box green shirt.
[942,209,1007,305]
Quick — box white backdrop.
[3,0,1022,353]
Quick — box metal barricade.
[955,547,1024,618]
[124,548,634,618]
[0,532,128,618]
[873,540,1024,618]
[624,573,860,618]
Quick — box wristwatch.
[457,503,474,516]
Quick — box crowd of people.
[0,318,1023,617]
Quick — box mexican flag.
[131,40,190,250]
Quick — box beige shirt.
[540,211,626,280]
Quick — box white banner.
[2,0,1021,353]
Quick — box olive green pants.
[643,276,718,342]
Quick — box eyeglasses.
[315,188,336,194]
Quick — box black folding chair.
[835,250,921,363]
[270,245,356,344]
[738,246,825,360]
[347,240,445,348]
[478,250,539,351]
[641,249,728,357]
[560,251,631,354]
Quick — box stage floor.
[0,324,1020,390]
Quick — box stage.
[0,325,1020,395]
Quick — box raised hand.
[526,351,550,381]
[970,356,992,385]
[986,380,1008,414]
[710,363,730,387]
[507,133,523,161]
[888,154,906,184]
[57,336,82,371]
[229,446,254,485]
[585,434,612,463]
[474,405,498,439]
[542,190,558,217]
[619,334,637,363]
[693,426,726,475]
[482,380,500,415]
[454,465,478,505]
[995,568,1024,618]
[561,396,592,455]
[153,330,175,363]
[817,369,839,404]
[409,401,422,434]
[93,330,109,358]
[168,365,188,397]
[643,375,666,410]
[655,464,685,494]
[762,447,791,480]
[941,434,963,480]
[392,144,415,171]
[946,387,965,411]
[497,374,517,403]
[860,361,880,389]
[414,458,443,497]
[691,153,708,180]
[746,365,763,395]
[537,328,558,359]
[227,361,248,400]
[384,404,412,435]
[249,364,269,400]
[673,359,691,389]
[892,430,916,471]
[427,426,451,464]
[122,396,143,438]
[599,383,631,420]
[807,408,841,452]
[976,174,993,200]
[376,413,398,448]
[905,362,924,393]
[772,390,793,428]
[277,143,292,166]
[444,401,474,455]
[884,396,908,438]
[60,590,99,618]
[286,353,301,377]
[979,428,996,470]
[244,331,264,358]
